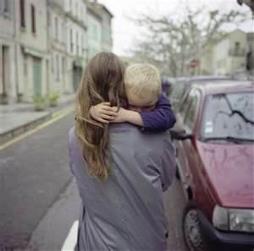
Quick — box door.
[72,64,82,91]
[1,45,10,95]
[33,56,42,96]
[176,89,200,194]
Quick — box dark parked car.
[170,76,231,111]
[170,80,254,251]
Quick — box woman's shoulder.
[68,126,76,143]
[68,126,84,161]
[68,126,80,151]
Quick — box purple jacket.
[140,94,176,132]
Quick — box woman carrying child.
[68,52,176,251]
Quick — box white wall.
[212,30,247,75]
[15,0,48,101]
[88,12,102,58]
[0,1,17,102]
[15,0,48,52]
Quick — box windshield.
[201,92,254,141]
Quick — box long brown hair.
[74,52,126,180]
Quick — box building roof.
[87,3,102,20]
[88,2,113,19]
[94,2,113,18]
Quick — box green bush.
[17,93,23,103]
[33,95,47,111]
[48,91,60,107]
[0,92,8,104]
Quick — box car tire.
[182,202,209,251]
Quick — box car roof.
[174,75,231,84]
[188,75,231,81]
[193,80,254,95]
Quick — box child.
[89,63,176,132]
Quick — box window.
[24,55,28,76]
[72,0,75,15]
[80,33,83,55]
[234,42,240,52]
[233,41,241,56]
[80,6,83,22]
[179,93,191,118]
[81,34,85,55]
[75,2,78,17]
[178,86,191,114]
[61,22,65,43]
[54,17,58,40]
[92,24,97,40]
[201,93,254,140]
[66,0,70,12]
[76,31,79,55]
[3,0,10,13]
[1,46,9,94]
[184,90,199,130]
[31,4,36,34]
[51,55,54,73]
[62,57,65,77]
[56,54,60,80]
[59,55,61,79]
[70,29,73,53]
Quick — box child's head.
[124,63,161,110]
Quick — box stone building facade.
[0,0,113,104]
[0,0,16,103]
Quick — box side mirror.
[170,129,193,140]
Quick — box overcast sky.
[97,0,253,56]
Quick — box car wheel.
[183,203,208,251]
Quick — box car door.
[175,89,201,198]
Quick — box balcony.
[228,48,246,57]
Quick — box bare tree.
[237,0,254,14]
[132,5,248,77]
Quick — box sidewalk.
[0,94,75,145]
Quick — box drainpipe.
[14,0,20,102]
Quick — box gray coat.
[68,124,176,251]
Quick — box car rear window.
[201,92,254,141]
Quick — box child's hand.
[112,108,144,126]
[90,102,118,123]
[112,107,129,123]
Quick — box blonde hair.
[124,63,161,106]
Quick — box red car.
[170,80,254,251]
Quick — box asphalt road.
[0,112,188,251]
[0,112,75,250]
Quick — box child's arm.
[89,94,176,132]
[111,96,176,132]
[89,103,144,126]
[139,94,176,132]
[112,108,143,126]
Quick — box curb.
[0,103,74,146]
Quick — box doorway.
[33,56,42,96]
